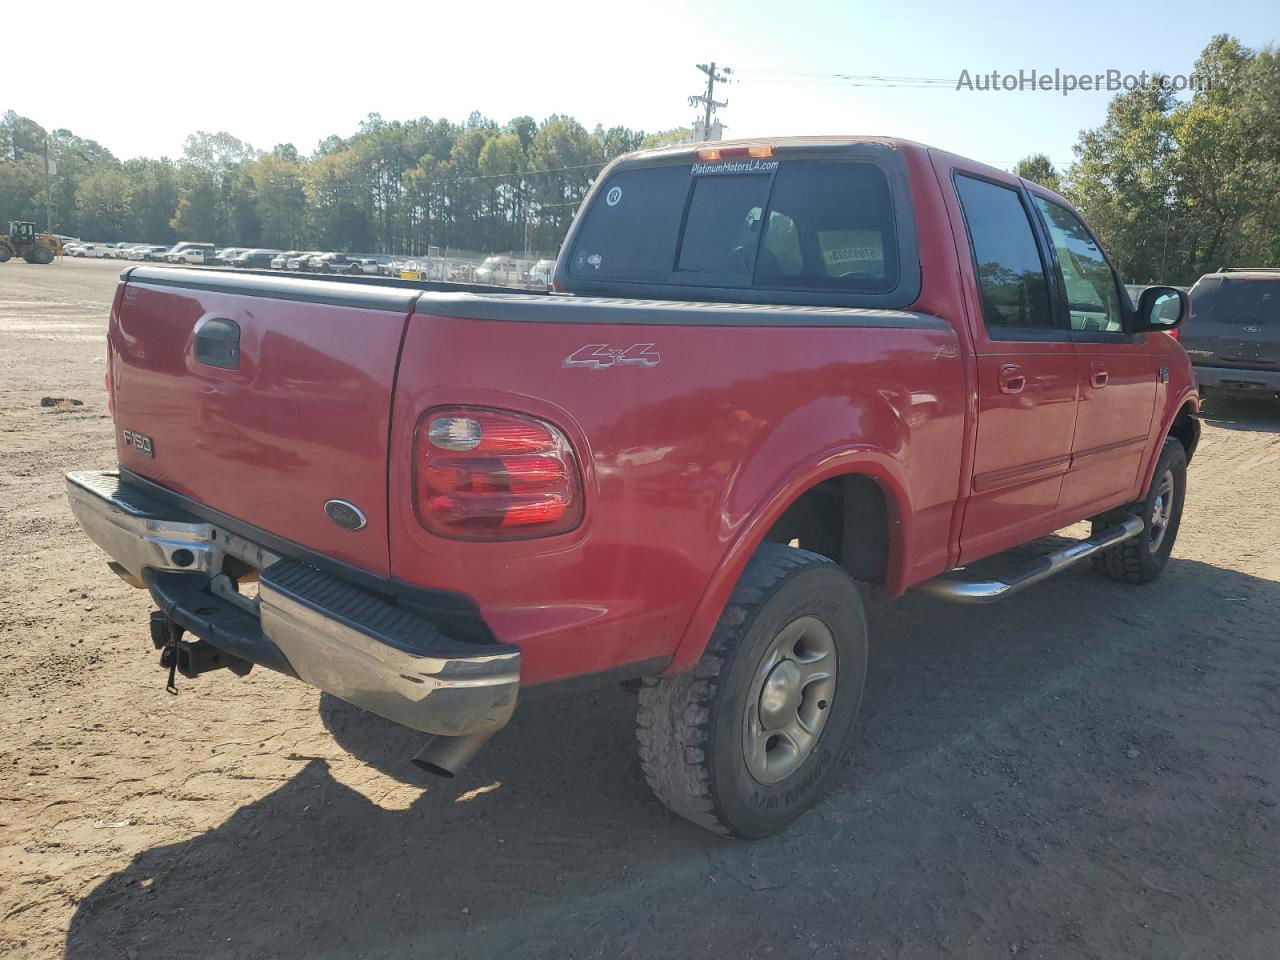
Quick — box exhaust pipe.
[410,731,495,778]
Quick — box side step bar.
[918,515,1145,604]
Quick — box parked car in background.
[212,248,246,265]
[164,243,217,264]
[164,243,216,264]
[140,245,172,262]
[112,243,148,259]
[524,258,556,289]
[269,251,302,269]
[70,243,114,258]
[286,253,320,271]
[1181,267,1280,400]
[228,249,281,269]
[311,253,369,275]
[474,255,532,286]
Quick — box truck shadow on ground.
[64,551,1280,959]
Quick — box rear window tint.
[568,158,899,294]
[1191,278,1280,323]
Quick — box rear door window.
[567,157,900,295]
[954,175,1054,331]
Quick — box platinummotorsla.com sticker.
[691,158,779,176]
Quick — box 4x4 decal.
[563,343,661,369]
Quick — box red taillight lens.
[415,407,583,540]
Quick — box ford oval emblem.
[324,500,367,531]
[1243,324,1263,334]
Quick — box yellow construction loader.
[0,221,63,264]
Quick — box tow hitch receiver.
[150,610,252,688]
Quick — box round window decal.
[605,186,623,207]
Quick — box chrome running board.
[917,515,1145,604]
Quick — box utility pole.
[44,137,54,233]
[689,62,731,141]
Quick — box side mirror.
[1135,286,1187,332]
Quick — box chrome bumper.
[1194,364,1280,396]
[65,470,520,736]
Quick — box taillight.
[414,406,583,540]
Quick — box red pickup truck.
[67,137,1198,838]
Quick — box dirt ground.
[1,257,1278,960]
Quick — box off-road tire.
[1091,438,1187,584]
[0,244,11,263]
[636,542,868,839]
[25,245,54,265]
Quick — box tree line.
[2,33,1276,277]
[1014,34,1279,285]
[0,111,688,256]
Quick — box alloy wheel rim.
[743,615,838,784]
[1149,469,1175,553]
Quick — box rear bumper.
[65,470,520,736]
[1194,365,1280,396]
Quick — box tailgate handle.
[195,318,240,370]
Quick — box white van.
[474,256,533,286]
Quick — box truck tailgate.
[109,268,419,576]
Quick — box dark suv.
[1182,268,1280,399]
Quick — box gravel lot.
[2,257,1278,960]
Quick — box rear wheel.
[1091,438,1187,584]
[0,244,11,263]
[636,543,868,838]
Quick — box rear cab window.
[561,143,919,309]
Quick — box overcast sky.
[10,0,1277,171]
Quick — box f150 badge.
[121,429,154,458]
[563,343,661,369]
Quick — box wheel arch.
[1167,396,1201,463]
[666,451,912,674]
[1134,389,1199,503]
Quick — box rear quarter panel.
[388,310,966,685]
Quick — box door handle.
[998,364,1026,394]
[1089,361,1109,388]
[194,318,240,370]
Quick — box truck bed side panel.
[389,306,966,685]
